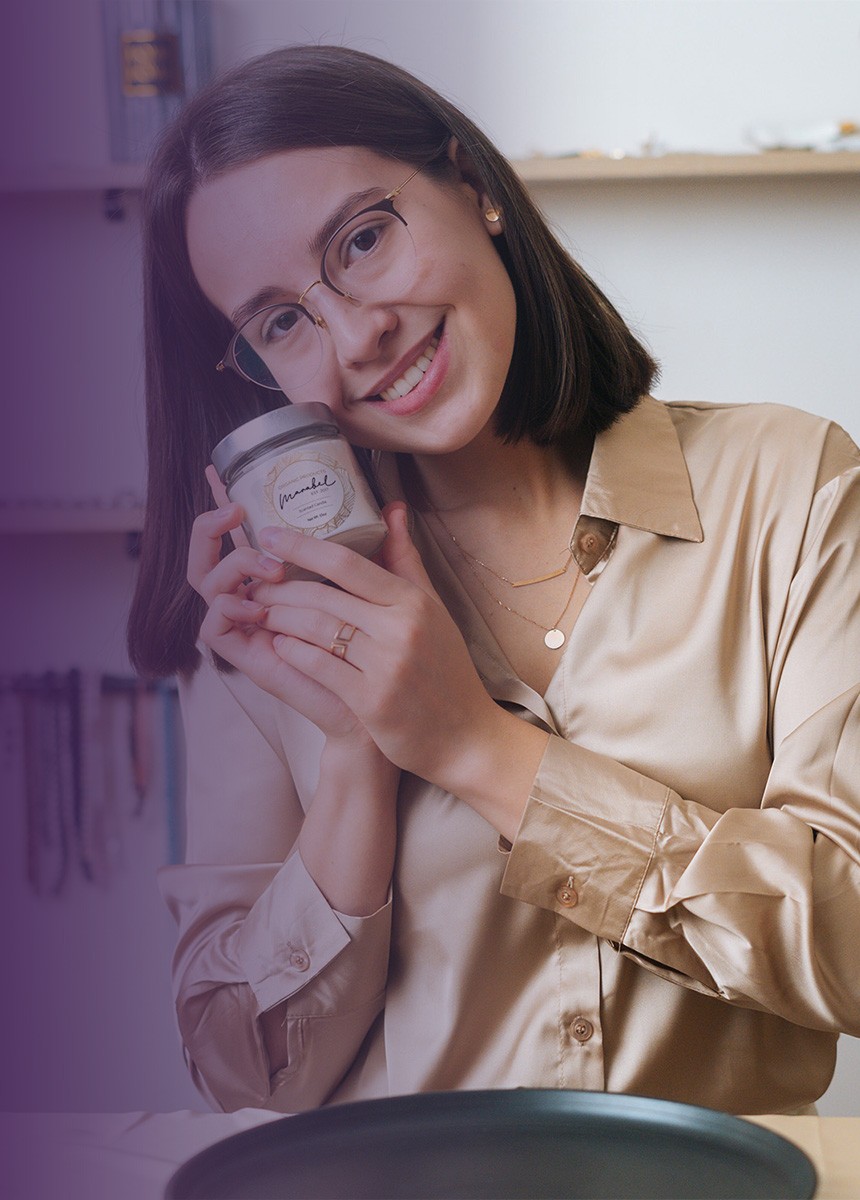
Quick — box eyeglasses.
[216,165,423,393]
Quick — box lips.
[362,322,445,403]
[361,321,449,418]
[378,336,439,403]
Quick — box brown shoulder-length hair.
[127,43,658,680]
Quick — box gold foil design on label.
[264,453,355,535]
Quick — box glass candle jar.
[211,404,387,575]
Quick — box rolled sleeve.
[501,737,672,940]
[158,852,391,1111]
[236,854,353,1012]
[500,685,860,1035]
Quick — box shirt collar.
[579,394,703,542]
[371,394,703,544]
[368,396,702,724]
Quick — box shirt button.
[578,532,599,555]
[571,1016,594,1043]
[289,950,310,972]
[556,880,578,907]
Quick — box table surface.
[1,1108,857,1199]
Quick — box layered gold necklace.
[426,503,581,650]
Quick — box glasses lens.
[231,304,323,392]
[322,207,416,301]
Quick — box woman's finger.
[249,577,371,626]
[187,490,286,600]
[199,591,267,643]
[205,464,230,509]
[256,502,443,607]
[377,501,439,598]
[211,592,269,635]
[206,465,251,550]
[199,596,362,738]
[194,543,286,604]
[272,632,364,698]
[262,606,367,668]
[257,524,406,607]
[187,503,247,591]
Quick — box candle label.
[264,453,355,535]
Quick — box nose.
[312,289,399,370]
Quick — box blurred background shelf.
[515,149,860,182]
[3,151,860,193]
[0,163,147,192]
[0,505,144,533]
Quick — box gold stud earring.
[485,207,502,223]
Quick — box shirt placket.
[390,458,622,1095]
[553,914,606,1091]
[544,514,617,1093]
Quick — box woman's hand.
[248,503,509,794]
[189,472,546,839]
[189,469,401,918]
[186,469,368,743]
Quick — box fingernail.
[257,554,282,572]
[241,599,264,613]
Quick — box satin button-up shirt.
[159,397,860,1116]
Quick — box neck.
[404,424,592,525]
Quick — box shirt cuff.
[499,734,671,941]
[236,851,389,1014]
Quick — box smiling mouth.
[367,325,442,404]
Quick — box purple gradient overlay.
[0,2,451,1196]
[0,2,201,1195]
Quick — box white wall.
[213,0,860,156]
[2,0,858,1115]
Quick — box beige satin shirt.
[159,396,860,1116]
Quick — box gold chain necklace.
[422,487,578,590]
[426,501,574,589]
[406,467,580,648]
[449,536,582,649]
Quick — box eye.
[333,213,395,273]
[259,305,302,344]
[350,225,380,255]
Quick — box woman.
[128,45,860,1116]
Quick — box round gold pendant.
[544,628,565,650]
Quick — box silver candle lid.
[211,403,338,480]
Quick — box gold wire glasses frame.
[215,163,425,390]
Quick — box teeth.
[380,337,438,403]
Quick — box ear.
[446,136,504,236]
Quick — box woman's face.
[186,145,517,455]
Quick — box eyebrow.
[229,186,385,330]
[230,286,293,331]
[307,186,383,259]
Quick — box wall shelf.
[0,164,146,192]
[514,149,860,184]
[2,151,860,195]
[0,506,144,534]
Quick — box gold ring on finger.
[328,621,358,660]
